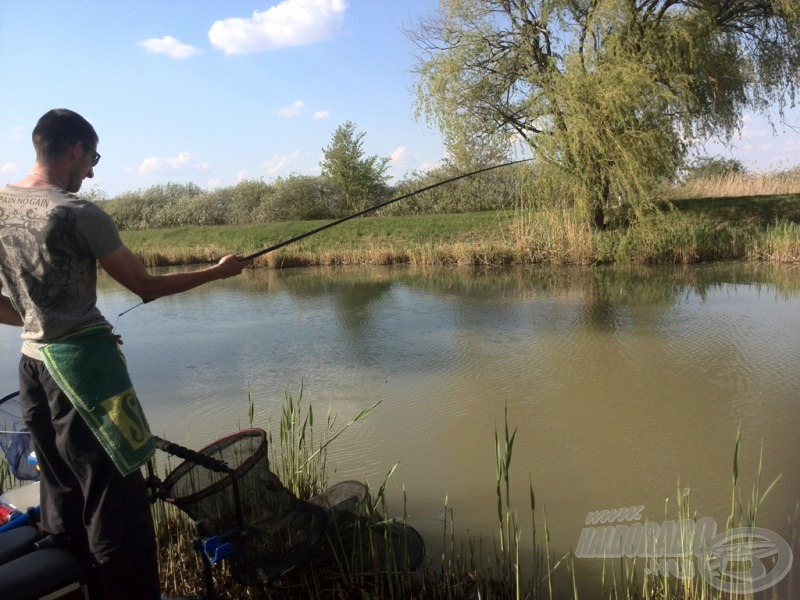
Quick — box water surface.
[1,262,798,596]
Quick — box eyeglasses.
[88,147,101,167]
[69,140,100,166]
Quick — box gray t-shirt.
[0,184,123,344]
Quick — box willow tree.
[411,0,800,228]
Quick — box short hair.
[32,109,98,162]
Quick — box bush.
[381,162,529,216]
[258,175,332,222]
[210,179,276,226]
[683,157,747,182]
[100,182,205,229]
[97,164,534,231]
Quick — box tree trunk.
[592,201,606,230]
[589,173,609,230]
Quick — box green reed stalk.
[728,427,741,531]
[494,401,519,590]
[273,381,380,500]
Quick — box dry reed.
[512,206,596,265]
[671,170,800,199]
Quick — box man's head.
[32,109,100,193]
[33,109,98,161]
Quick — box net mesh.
[307,482,426,574]
[161,428,328,583]
[0,392,39,482]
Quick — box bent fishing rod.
[119,157,532,316]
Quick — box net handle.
[153,435,247,529]
[0,391,20,406]
[153,435,235,475]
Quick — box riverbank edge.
[120,205,800,269]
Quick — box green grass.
[118,193,800,268]
[120,211,517,267]
[667,194,800,228]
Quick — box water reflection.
[1,262,798,596]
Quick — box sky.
[1,0,799,198]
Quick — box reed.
[575,428,791,600]
[605,213,754,264]
[0,460,10,496]
[671,169,800,200]
[512,205,596,265]
[749,220,800,262]
[271,382,379,499]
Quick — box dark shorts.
[18,355,160,599]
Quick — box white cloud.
[278,100,306,118]
[1,163,20,174]
[313,110,330,120]
[138,152,193,175]
[390,146,408,164]
[207,177,222,189]
[139,36,201,59]
[264,151,300,173]
[236,169,250,183]
[209,0,347,54]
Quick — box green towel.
[40,324,155,476]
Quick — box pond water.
[1,262,798,597]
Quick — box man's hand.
[215,254,252,279]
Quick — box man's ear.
[67,140,83,162]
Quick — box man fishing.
[0,108,250,599]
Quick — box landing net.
[0,392,39,482]
[160,428,327,583]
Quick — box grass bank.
[120,211,520,268]
[119,192,800,268]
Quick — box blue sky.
[1,0,799,198]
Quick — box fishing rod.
[118,158,532,316]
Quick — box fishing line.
[117,158,533,317]
[118,301,144,318]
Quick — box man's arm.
[0,285,23,326]
[99,245,250,301]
